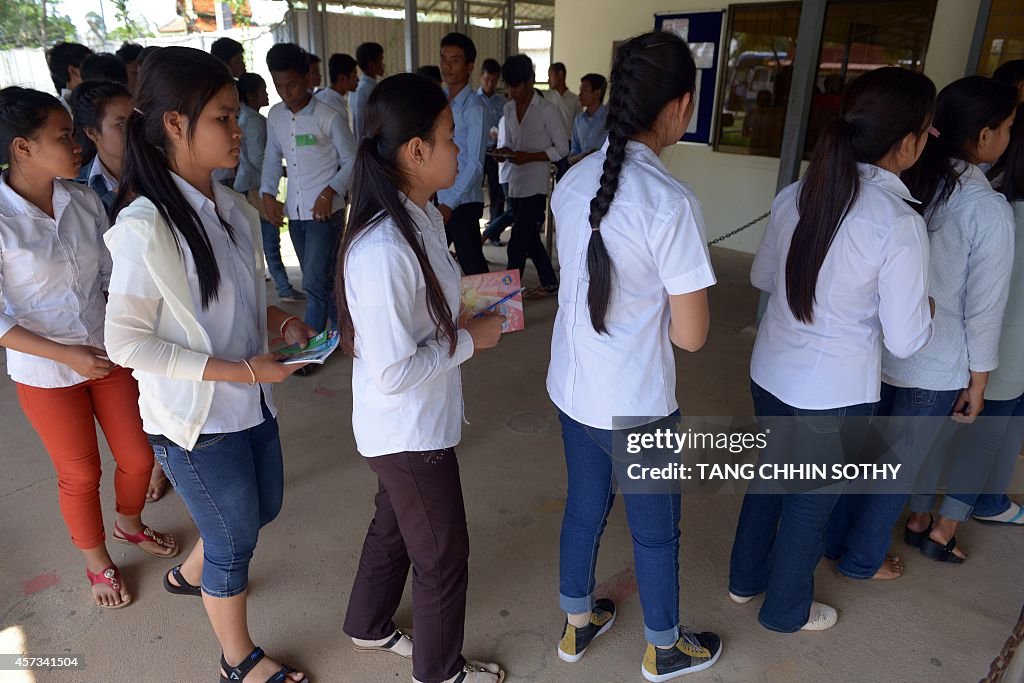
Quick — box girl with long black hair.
[336,73,506,683]
[104,46,315,682]
[731,66,937,631]
[547,32,720,681]
[0,86,175,610]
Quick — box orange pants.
[16,365,153,550]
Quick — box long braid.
[585,43,640,334]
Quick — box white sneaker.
[414,660,505,683]
[352,629,413,658]
[800,601,838,631]
[729,591,755,604]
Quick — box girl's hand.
[61,345,114,379]
[466,314,505,350]
[247,352,307,383]
[282,318,317,349]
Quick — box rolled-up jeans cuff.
[559,592,594,615]
[938,496,973,523]
[645,624,679,647]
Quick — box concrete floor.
[1,244,1020,683]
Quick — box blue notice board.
[654,10,725,145]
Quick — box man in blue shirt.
[438,32,489,275]
[352,42,384,141]
[570,73,609,165]
[478,58,507,223]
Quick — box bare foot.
[871,555,904,580]
[222,653,305,682]
[147,462,169,502]
[906,512,932,534]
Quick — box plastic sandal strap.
[221,647,266,681]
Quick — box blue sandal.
[219,647,307,683]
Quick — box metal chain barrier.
[982,604,1024,682]
[707,210,771,247]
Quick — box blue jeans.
[558,410,681,646]
[824,383,958,578]
[729,381,875,632]
[149,401,283,598]
[261,218,295,297]
[940,393,1024,520]
[288,212,343,332]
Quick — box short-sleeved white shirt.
[547,140,717,429]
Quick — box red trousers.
[16,366,152,550]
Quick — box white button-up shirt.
[502,92,569,198]
[0,174,111,388]
[345,196,475,457]
[260,96,355,221]
[171,175,265,434]
[883,161,1015,392]
[350,73,378,141]
[547,141,717,429]
[314,87,353,133]
[544,88,580,138]
[437,84,487,210]
[751,164,934,409]
[104,178,275,450]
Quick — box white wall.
[552,0,982,253]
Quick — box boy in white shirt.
[261,43,356,337]
[315,53,359,133]
[494,54,567,296]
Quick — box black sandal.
[163,565,201,597]
[219,646,307,683]
[919,535,965,564]
[903,514,933,548]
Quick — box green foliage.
[0,0,78,49]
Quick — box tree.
[0,0,77,49]
[106,0,153,40]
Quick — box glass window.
[715,0,937,158]
[978,0,1024,76]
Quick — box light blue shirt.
[883,161,1015,392]
[477,87,507,149]
[260,96,355,221]
[437,85,487,209]
[351,73,377,141]
[571,105,608,157]
[234,104,266,194]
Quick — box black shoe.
[557,598,616,663]
[295,363,320,377]
[642,630,722,681]
[904,514,933,548]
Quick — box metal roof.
[303,0,555,23]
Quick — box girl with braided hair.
[546,32,720,681]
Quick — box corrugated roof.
[291,0,554,23]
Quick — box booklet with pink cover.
[459,269,525,333]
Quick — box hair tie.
[133,106,145,116]
[928,126,940,138]
[591,225,601,232]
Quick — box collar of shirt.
[169,171,235,225]
[315,87,349,113]
[88,156,118,193]
[0,171,72,222]
[447,83,473,110]
[856,163,919,205]
[582,104,607,121]
[401,192,445,236]
[359,74,377,87]
[601,139,672,177]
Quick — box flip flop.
[973,502,1024,526]
[919,535,965,564]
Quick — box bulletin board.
[654,9,725,145]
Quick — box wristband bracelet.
[280,315,300,337]
[240,359,256,386]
